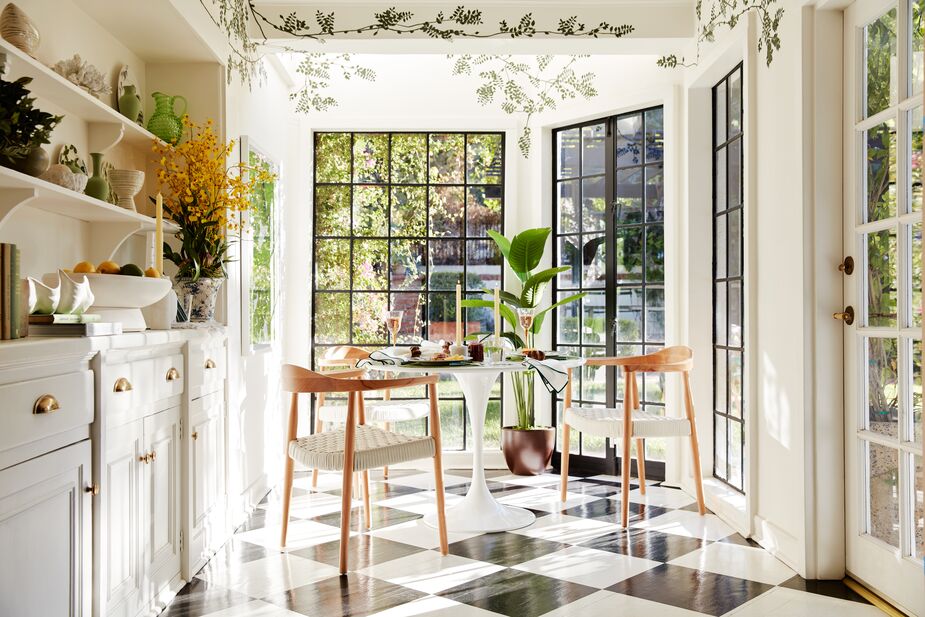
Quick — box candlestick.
[155,192,163,274]
[493,288,500,339]
[455,282,462,345]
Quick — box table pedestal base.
[423,484,535,533]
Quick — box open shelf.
[0,37,165,152]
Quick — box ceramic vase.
[147,92,187,145]
[174,277,223,322]
[0,2,39,56]
[56,270,94,315]
[108,169,144,211]
[9,146,48,177]
[25,276,59,314]
[118,84,142,123]
[85,152,109,201]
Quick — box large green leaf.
[507,228,550,282]
[531,292,586,334]
[520,266,568,307]
[460,299,517,330]
[487,230,511,262]
[479,288,523,308]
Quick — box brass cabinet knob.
[113,377,133,393]
[833,306,855,325]
[191,431,199,441]
[204,359,216,370]
[32,394,60,415]
[85,484,99,495]
[149,450,157,461]
[166,367,181,381]
[138,453,150,463]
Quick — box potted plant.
[462,227,585,475]
[0,75,62,177]
[153,117,274,321]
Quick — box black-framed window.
[312,132,505,450]
[713,65,745,492]
[552,107,666,474]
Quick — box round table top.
[366,357,585,375]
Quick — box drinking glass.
[385,309,403,346]
[516,307,535,350]
[484,335,505,364]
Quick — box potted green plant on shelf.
[0,75,62,177]
[462,227,585,475]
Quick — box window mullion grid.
[349,133,356,347]
[604,118,617,464]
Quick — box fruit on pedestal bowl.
[97,260,121,274]
[120,263,144,277]
[73,261,96,274]
[44,272,171,310]
[144,267,161,278]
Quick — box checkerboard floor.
[161,470,883,617]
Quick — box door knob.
[138,453,151,464]
[837,256,854,275]
[833,306,855,325]
[85,483,99,495]
[191,431,198,441]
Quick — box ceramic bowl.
[108,169,145,212]
[67,273,170,309]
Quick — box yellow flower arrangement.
[152,117,275,280]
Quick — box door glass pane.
[728,68,742,137]
[557,128,580,179]
[616,287,643,342]
[914,338,922,445]
[582,124,606,176]
[865,8,898,118]
[429,186,464,237]
[353,186,388,236]
[315,185,351,236]
[867,228,897,327]
[558,180,580,234]
[867,337,899,437]
[715,150,727,212]
[715,282,727,346]
[582,176,607,232]
[353,133,389,183]
[645,288,665,342]
[913,223,922,327]
[728,420,743,489]
[916,454,924,557]
[715,81,727,145]
[913,0,923,96]
[617,227,644,283]
[353,240,388,290]
[913,108,923,213]
[645,164,665,223]
[582,292,606,345]
[315,132,351,183]
[558,236,581,288]
[715,415,728,481]
[867,441,900,547]
[728,139,742,208]
[729,351,743,419]
[391,186,426,237]
[866,119,897,222]
[429,134,465,184]
[391,133,427,184]
[557,291,580,345]
[715,349,727,414]
[583,234,606,288]
[466,133,503,185]
[728,209,742,278]
[616,114,643,167]
[729,280,743,347]
[616,168,643,223]
[467,186,503,237]
[645,108,664,163]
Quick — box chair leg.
[311,411,323,489]
[682,371,707,515]
[361,470,371,530]
[560,423,571,502]
[636,439,647,495]
[428,383,449,555]
[339,393,358,574]
[621,370,633,528]
[281,392,299,547]
[383,422,391,480]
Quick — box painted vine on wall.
[657,0,784,69]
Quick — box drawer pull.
[191,431,199,441]
[113,377,133,393]
[149,450,157,461]
[166,367,181,381]
[32,394,60,415]
[139,453,151,464]
[85,484,99,496]
[204,359,216,370]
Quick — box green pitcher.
[147,92,187,145]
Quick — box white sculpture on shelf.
[51,54,111,99]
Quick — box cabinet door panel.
[144,407,181,594]
[104,420,144,617]
[192,397,225,526]
[0,440,92,617]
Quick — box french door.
[844,0,924,613]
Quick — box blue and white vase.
[174,277,223,322]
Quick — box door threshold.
[842,577,911,617]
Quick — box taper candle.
[455,282,462,345]
[493,288,500,339]
[155,192,163,274]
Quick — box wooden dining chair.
[280,364,449,574]
[559,346,706,528]
[313,345,431,485]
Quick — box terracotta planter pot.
[502,427,555,476]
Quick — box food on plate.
[445,355,466,361]
[73,261,96,273]
[120,263,144,277]
[97,260,121,274]
[144,267,161,278]
[409,346,421,358]
[522,348,546,361]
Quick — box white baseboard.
[752,514,806,577]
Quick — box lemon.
[120,264,144,277]
[73,261,96,274]
[97,260,121,274]
[144,267,161,278]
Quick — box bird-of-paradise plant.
[462,227,585,429]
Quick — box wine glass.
[516,307,535,351]
[385,309,403,347]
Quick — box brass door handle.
[838,256,854,275]
[85,483,99,495]
[149,450,157,461]
[113,377,133,393]
[33,394,60,415]
[139,453,151,464]
[166,367,181,381]
[204,359,216,370]
[191,431,198,441]
[833,306,855,325]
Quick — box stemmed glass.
[516,307,535,351]
[385,309,403,347]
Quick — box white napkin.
[523,357,571,393]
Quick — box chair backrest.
[317,346,371,370]
[281,363,437,394]
[585,346,693,373]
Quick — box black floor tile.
[439,567,597,617]
[159,578,253,617]
[561,497,668,523]
[292,534,425,570]
[780,575,873,605]
[448,531,569,567]
[263,572,426,617]
[312,504,422,531]
[325,482,425,500]
[718,532,763,548]
[607,563,774,616]
[579,528,706,562]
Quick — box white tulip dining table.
[368,357,585,533]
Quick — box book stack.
[0,243,21,340]
[27,313,123,337]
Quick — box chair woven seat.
[564,406,691,439]
[318,399,430,424]
[289,425,435,472]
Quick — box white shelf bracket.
[88,221,145,264]
[88,122,125,153]
[0,187,38,232]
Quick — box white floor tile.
[669,542,796,585]
[724,587,885,617]
[541,590,706,617]
[491,474,578,487]
[496,487,601,513]
[508,512,617,545]
[233,519,356,551]
[623,485,697,509]
[370,595,503,617]
[368,519,481,550]
[199,600,305,617]
[292,471,345,492]
[359,550,504,594]
[197,553,339,598]
[585,474,639,486]
[631,509,735,541]
[384,472,472,490]
[259,490,356,519]
[374,490,464,515]
[513,545,659,589]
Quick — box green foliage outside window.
[248,149,277,347]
